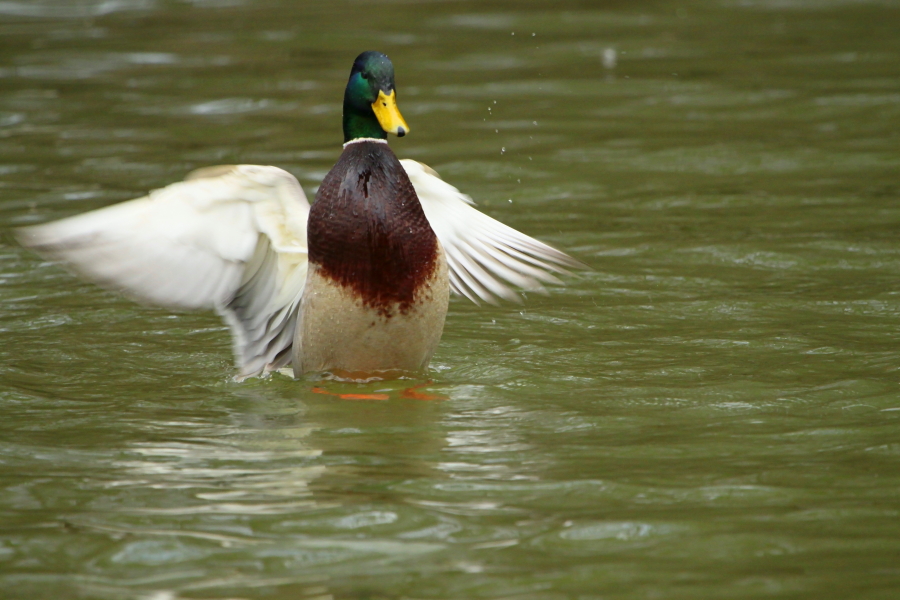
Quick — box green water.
[2,1,900,598]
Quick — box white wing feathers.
[17,165,310,379]
[18,160,581,378]
[401,159,584,305]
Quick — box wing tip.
[15,222,90,263]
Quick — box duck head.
[342,51,410,143]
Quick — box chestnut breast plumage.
[307,140,439,316]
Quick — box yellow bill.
[372,89,410,137]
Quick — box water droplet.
[602,48,617,69]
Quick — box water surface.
[2,1,900,598]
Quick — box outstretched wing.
[16,165,310,379]
[401,159,584,305]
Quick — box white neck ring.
[343,137,388,148]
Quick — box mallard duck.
[17,51,583,380]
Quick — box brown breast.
[307,140,439,317]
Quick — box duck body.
[17,51,585,381]
[295,139,449,376]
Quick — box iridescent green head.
[342,51,410,143]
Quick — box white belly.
[292,250,449,378]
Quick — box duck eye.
[360,72,369,80]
